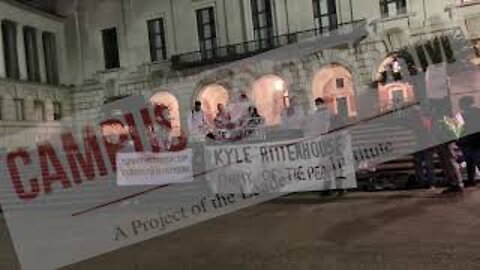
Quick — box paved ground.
[3,188,480,269]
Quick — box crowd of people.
[187,89,480,194]
[188,93,267,142]
[187,93,333,143]
[412,96,480,193]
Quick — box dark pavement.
[3,189,480,269]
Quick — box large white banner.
[0,130,356,270]
[204,130,357,194]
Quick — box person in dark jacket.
[458,96,480,186]
[411,105,436,188]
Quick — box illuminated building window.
[251,75,287,126]
[150,91,181,135]
[312,64,356,118]
[196,84,230,127]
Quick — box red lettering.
[168,130,188,152]
[140,108,161,153]
[62,127,108,184]
[38,143,72,194]
[153,104,187,152]
[6,149,40,201]
[101,119,129,172]
[153,103,172,129]
[124,113,144,152]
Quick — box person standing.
[229,93,252,123]
[188,101,208,141]
[392,56,403,81]
[244,106,265,139]
[458,96,480,186]
[309,97,346,197]
[308,97,332,135]
[229,93,253,139]
[433,105,465,194]
[411,105,437,188]
[438,142,464,193]
[281,96,305,131]
[214,103,233,140]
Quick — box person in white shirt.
[304,97,331,137]
[187,101,208,141]
[228,93,253,139]
[214,103,233,140]
[281,96,306,131]
[229,93,252,123]
[392,56,403,81]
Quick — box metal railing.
[171,20,365,70]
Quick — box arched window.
[196,83,230,127]
[377,56,415,111]
[149,91,181,135]
[251,75,287,126]
[312,64,356,119]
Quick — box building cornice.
[0,0,65,22]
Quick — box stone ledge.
[0,77,71,91]
[0,121,63,128]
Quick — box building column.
[3,94,15,121]
[16,23,27,80]
[45,99,54,121]
[36,29,46,83]
[0,19,6,78]
[25,97,35,121]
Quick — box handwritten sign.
[117,150,193,186]
[204,130,357,194]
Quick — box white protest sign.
[117,150,193,186]
[204,130,357,194]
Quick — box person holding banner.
[281,96,306,131]
[244,106,265,139]
[229,93,254,140]
[229,92,252,123]
[304,97,332,138]
[213,103,233,140]
[309,97,348,197]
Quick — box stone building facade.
[1,0,480,149]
